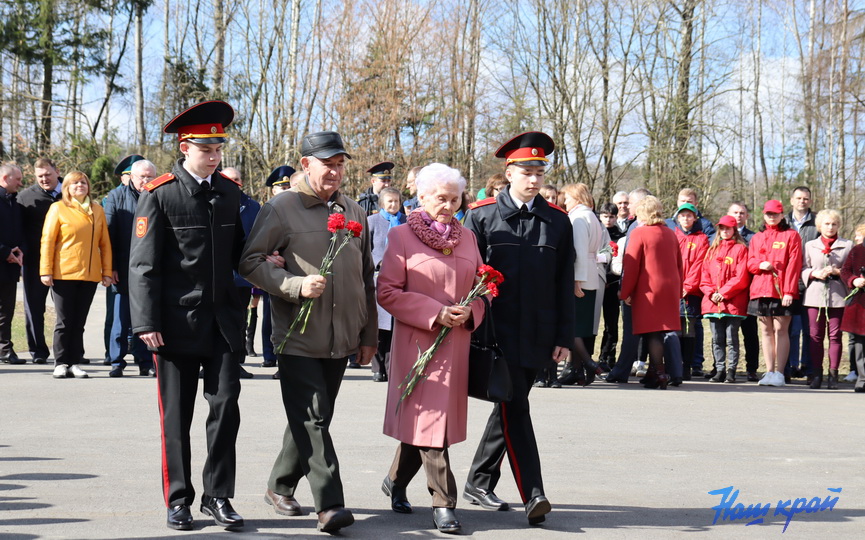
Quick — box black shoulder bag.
[467,296,513,402]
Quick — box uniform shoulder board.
[548,202,568,215]
[143,173,175,192]
[219,172,241,187]
[468,197,497,210]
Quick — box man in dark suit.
[0,164,24,364]
[728,202,759,381]
[16,158,62,364]
[129,101,246,532]
[462,132,575,526]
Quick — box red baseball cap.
[763,200,784,214]
[717,215,738,228]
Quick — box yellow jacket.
[40,200,113,282]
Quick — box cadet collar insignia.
[468,197,496,210]
[143,173,176,192]
[135,217,148,238]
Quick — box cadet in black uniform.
[128,101,246,531]
[462,132,575,526]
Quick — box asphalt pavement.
[1,285,863,539]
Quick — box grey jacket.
[801,237,853,308]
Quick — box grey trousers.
[709,317,743,372]
[388,442,457,508]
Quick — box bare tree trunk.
[37,0,57,153]
[284,0,302,163]
[212,0,225,96]
[135,3,146,148]
[671,0,698,189]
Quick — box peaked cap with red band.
[164,100,234,144]
[495,131,554,167]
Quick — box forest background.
[2,0,864,230]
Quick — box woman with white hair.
[801,209,852,389]
[376,163,485,534]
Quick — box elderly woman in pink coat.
[377,163,485,535]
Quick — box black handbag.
[467,297,513,403]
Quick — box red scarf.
[821,235,837,255]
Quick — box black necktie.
[520,204,530,217]
[201,181,211,190]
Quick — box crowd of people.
[2,99,865,536]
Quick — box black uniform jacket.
[16,184,60,269]
[128,159,245,356]
[0,187,24,282]
[464,186,575,370]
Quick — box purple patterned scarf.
[407,209,463,252]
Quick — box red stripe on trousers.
[153,354,171,507]
[500,402,526,502]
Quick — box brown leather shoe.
[264,488,302,516]
[317,506,354,532]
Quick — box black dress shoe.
[200,495,244,531]
[433,507,461,534]
[262,360,276,368]
[463,483,509,510]
[1,354,25,364]
[317,506,354,532]
[32,357,47,364]
[272,370,280,379]
[140,367,156,377]
[525,495,551,525]
[381,476,412,513]
[109,367,123,378]
[747,371,759,382]
[603,376,628,383]
[167,504,193,530]
[238,366,253,379]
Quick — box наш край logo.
[708,486,842,532]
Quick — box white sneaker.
[53,365,69,378]
[768,371,785,387]
[757,372,773,386]
[631,361,639,376]
[635,362,648,378]
[69,365,89,379]
[845,371,858,382]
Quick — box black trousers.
[269,355,347,512]
[372,328,392,376]
[0,279,17,357]
[740,315,759,373]
[21,264,50,359]
[154,337,241,507]
[599,282,621,365]
[468,364,543,504]
[51,280,98,366]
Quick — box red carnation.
[609,240,619,258]
[486,282,499,297]
[477,264,494,277]
[327,213,346,233]
[346,220,363,238]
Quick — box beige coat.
[801,237,853,308]
[239,181,377,358]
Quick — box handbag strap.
[473,295,499,347]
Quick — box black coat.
[0,187,24,282]
[128,160,245,356]
[103,183,141,294]
[16,184,61,268]
[464,187,575,369]
[357,186,379,215]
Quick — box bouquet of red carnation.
[278,213,363,353]
[396,264,504,411]
[608,240,619,258]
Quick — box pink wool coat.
[377,223,485,448]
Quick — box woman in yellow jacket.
[40,171,113,378]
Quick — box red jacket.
[747,227,802,299]
[675,227,708,296]
[700,240,750,316]
[841,244,865,334]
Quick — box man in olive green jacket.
[239,131,377,533]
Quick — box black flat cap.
[266,165,297,187]
[114,154,145,176]
[301,131,352,160]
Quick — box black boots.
[809,372,823,389]
[245,308,258,357]
[827,369,839,390]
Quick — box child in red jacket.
[673,203,709,380]
[747,200,803,387]
[700,215,751,382]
